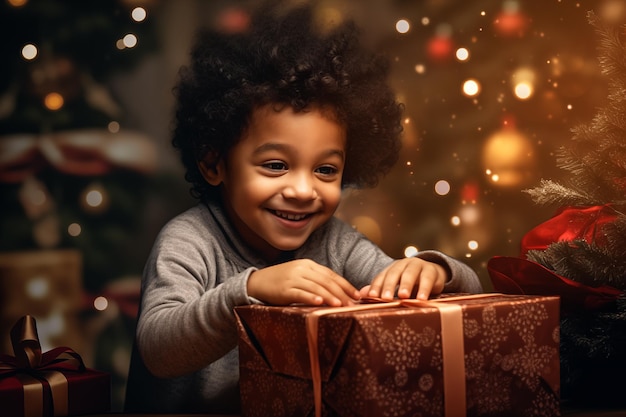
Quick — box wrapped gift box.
[235,294,560,417]
[0,315,110,417]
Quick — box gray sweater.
[124,201,483,414]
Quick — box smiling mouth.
[270,210,311,221]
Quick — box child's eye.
[262,161,287,171]
[315,165,338,176]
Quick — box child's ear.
[197,155,224,186]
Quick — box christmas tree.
[0,0,173,410]
[504,11,626,406]
[524,12,626,289]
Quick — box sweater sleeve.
[318,218,483,294]
[415,250,484,293]
[135,214,258,379]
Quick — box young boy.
[125,3,482,414]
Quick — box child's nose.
[283,172,318,200]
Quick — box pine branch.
[603,214,626,261]
[526,239,626,291]
[555,137,626,202]
[523,179,594,206]
[587,11,626,96]
[527,14,626,207]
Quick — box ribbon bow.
[520,204,619,256]
[0,315,85,417]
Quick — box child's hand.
[360,258,447,301]
[247,259,361,306]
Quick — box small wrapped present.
[235,294,560,417]
[0,315,110,417]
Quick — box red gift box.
[0,315,110,417]
[235,294,560,417]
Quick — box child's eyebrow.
[253,142,345,160]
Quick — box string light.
[404,245,419,257]
[44,92,64,110]
[512,67,535,100]
[81,182,109,213]
[68,223,82,237]
[94,296,109,311]
[462,79,481,97]
[21,44,38,60]
[434,180,451,196]
[86,189,104,207]
[395,19,410,34]
[108,121,120,133]
[116,34,138,50]
[514,82,533,100]
[455,47,470,61]
[123,33,138,48]
[131,7,147,22]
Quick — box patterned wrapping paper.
[235,294,560,417]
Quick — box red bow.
[521,204,618,256]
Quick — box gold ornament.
[482,127,536,188]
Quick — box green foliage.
[524,11,626,290]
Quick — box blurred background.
[0,0,621,410]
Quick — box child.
[125,3,483,414]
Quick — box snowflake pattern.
[236,295,561,417]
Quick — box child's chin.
[271,239,308,252]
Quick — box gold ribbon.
[0,315,85,417]
[305,293,502,417]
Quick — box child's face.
[210,105,346,261]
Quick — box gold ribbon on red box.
[0,315,85,417]
[305,293,502,417]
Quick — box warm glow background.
[0,0,620,410]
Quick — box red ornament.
[493,10,528,37]
[217,7,250,33]
[461,181,480,203]
[426,35,453,63]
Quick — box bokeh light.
[404,245,419,257]
[81,183,109,213]
[462,79,481,97]
[131,7,147,22]
[94,296,109,311]
[26,276,49,299]
[395,19,410,34]
[21,43,37,60]
[512,67,536,100]
[68,223,82,237]
[455,47,470,61]
[123,34,138,48]
[108,121,120,133]
[44,92,64,110]
[434,180,451,195]
[482,127,536,187]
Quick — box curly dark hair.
[172,2,404,202]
